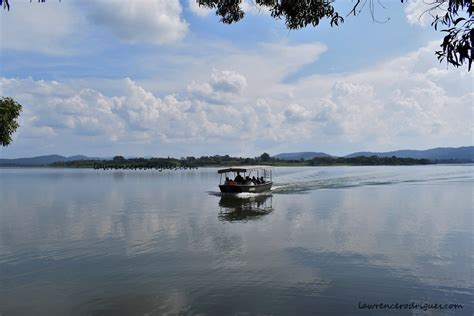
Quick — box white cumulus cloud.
[87,0,188,44]
[0,1,78,54]
[1,41,471,157]
[187,70,247,104]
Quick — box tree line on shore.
[49,153,432,170]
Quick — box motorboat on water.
[217,165,273,193]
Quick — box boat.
[217,165,273,193]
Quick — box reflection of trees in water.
[218,194,273,222]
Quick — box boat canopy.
[217,165,272,174]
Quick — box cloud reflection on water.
[0,166,472,314]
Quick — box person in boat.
[252,176,258,184]
[234,173,244,183]
[225,177,236,185]
[260,176,265,183]
[245,176,252,185]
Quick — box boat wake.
[269,166,474,194]
[208,191,272,198]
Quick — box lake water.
[1,166,473,315]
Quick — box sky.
[0,0,472,158]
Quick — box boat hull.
[219,182,272,193]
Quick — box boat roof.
[218,165,272,174]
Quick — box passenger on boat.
[260,176,265,183]
[235,173,244,183]
[246,176,253,184]
[252,176,258,184]
[224,177,234,185]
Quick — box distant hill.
[2,147,472,167]
[0,155,105,167]
[344,146,473,162]
[273,152,332,160]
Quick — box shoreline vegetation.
[48,154,433,170]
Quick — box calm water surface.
[1,166,473,315]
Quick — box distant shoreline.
[3,163,474,170]
[2,146,472,167]
[4,155,437,169]
[3,161,474,169]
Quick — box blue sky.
[0,0,472,158]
